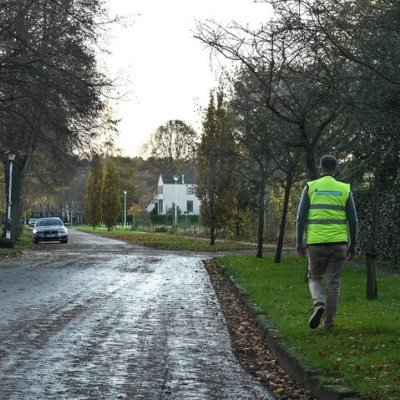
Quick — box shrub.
[353,186,400,271]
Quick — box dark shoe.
[309,304,325,329]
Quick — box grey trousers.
[307,244,348,326]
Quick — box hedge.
[353,186,400,270]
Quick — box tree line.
[193,0,400,297]
[2,1,399,294]
[0,0,115,242]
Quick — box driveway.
[0,230,274,399]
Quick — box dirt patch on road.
[204,259,314,400]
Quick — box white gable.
[150,174,201,215]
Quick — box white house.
[147,173,201,215]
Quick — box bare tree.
[195,17,348,180]
[228,68,274,257]
[229,67,305,259]
[144,120,198,173]
[270,140,305,263]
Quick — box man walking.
[296,155,358,330]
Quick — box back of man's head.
[320,155,338,174]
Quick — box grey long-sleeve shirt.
[296,185,358,249]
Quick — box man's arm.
[346,192,358,260]
[296,186,309,256]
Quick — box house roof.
[161,172,195,185]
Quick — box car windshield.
[36,218,63,227]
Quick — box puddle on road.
[33,251,84,256]
[33,252,52,257]
[56,252,82,256]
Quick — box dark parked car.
[32,217,68,244]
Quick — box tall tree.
[112,156,137,209]
[196,90,237,245]
[84,155,104,229]
[144,120,198,173]
[271,143,304,263]
[0,0,115,242]
[229,68,305,259]
[195,16,348,181]
[101,160,121,231]
[229,69,274,257]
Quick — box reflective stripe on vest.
[306,176,350,244]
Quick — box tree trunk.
[274,179,291,263]
[256,174,268,258]
[3,158,28,244]
[10,164,25,243]
[305,148,318,180]
[210,226,215,245]
[2,161,7,239]
[235,221,240,238]
[366,173,379,300]
[366,251,377,300]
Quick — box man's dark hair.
[320,155,338,173]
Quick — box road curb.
[220,266,360,400]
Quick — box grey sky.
[104,0,272,157]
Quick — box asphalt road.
[0,230,274,399]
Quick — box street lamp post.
[123,190,127,228]
[6,153,16,240]
[173,175,178,228]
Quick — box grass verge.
[218,254,400,400]
[75,225,256,252]
[0,227,32,257]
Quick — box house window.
[186,185,195,195]
[158,199,163,214]
[187,200,193,213]
[158,185,163,194]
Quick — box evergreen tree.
[84,155,103,229]
[101,160,121,231]
[196,90,237,245]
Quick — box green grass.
[75,225,256,252]
[0,227,32,256]
[218,255,400,400]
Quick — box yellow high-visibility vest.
[306,175,350,244]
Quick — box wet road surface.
[0,230,274,399]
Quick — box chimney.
[182,174,184,184]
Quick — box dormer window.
[186,185,195,195]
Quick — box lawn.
[75,225,257,252]
[218,255,400,400]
